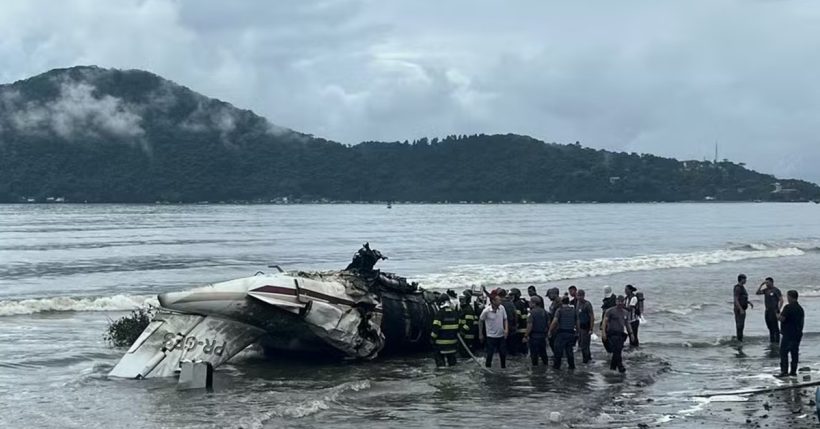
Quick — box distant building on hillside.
[771,182,797,194]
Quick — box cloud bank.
[0,0,819,182]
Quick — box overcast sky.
[2,0,819,182]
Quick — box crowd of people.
[733,274,805,377]
[431,274,806,378]
[429,284,645,373]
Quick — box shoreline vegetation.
[2,66,820,205]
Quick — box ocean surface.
[1,203,820,428]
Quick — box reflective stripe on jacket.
[432,307,460,353]
[459,306,478,340]
[514,299,529,334]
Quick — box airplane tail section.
[109,311,265,379]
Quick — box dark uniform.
[431,304,460,367]
[780,300,804,376]
[733,282,750,341]
[760,286,783,344]
[459,298,479,354]
[601,294,617,316]
[474,298,485,319]
[553,305,578,369]
[604,306,630,373]
[512,292,529,355]
[546,292,561,352]
[600,293,617,352]
[500,296,518,355]
[528,305,550,366]
[576,299,594,363]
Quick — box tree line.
[1,67,818,204]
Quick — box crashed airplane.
[109,244,445,379]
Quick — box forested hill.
[1,66,818,203]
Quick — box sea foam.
[0,246,807,316]
[0,294,158,316]
[416,246,805,289]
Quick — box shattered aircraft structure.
[110,244,441,378]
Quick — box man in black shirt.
[778,290,804,377]
[733,274,753,341]
[756,277,783,344]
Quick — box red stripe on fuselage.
[251,285,382,312]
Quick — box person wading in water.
[549,296,579,370]
[756,277,783,344]
[525,296,549,366]
[575,289,595,363]
[602,296,635,373]
[479,291,508,369]
[733,274,753,342]
[625,285,641,347]
[777,290,804,377]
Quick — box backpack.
[602,295,616,311]
[635,291,645,317]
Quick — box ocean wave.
[678,336,737,349]
[657,305,702,316]
[0,294,158,316]
[730,240,820,253]
[647,332,820,349]
[730,243,771,251]
[242,380,371,429]
[653,303,723,316]
[283,380,370,417]
[0,245,810,316]
[0,256,253,280]
[416,246,806,289]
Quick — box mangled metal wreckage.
[110,244,440,379]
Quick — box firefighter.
[431,295,460,367]
[510,288,530,355]
[459,291,479,355]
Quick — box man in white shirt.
[479,291,508,369]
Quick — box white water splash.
[0,294,158,316]
[416,246,805,289]
[241,380,372,429]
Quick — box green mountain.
[1,66,818,203]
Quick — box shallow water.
[1,203,820,428]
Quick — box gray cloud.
[0,0,819,182]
